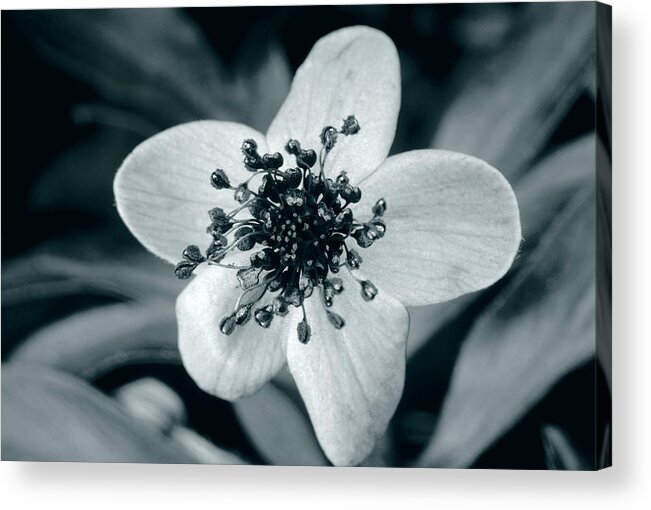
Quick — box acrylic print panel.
[1,2,611,469]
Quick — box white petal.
[114,121,267,264]
[287,270,408,466]
[176,265,295,401]
[266,26,400,184]
[353,150,521,306]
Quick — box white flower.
[114,26,521,466]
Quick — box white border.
[2,0,650,509]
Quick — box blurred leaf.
[406,295,476,358]
[2,250,180,348]
[596,4,612,149]
[235,40,292,133]
[11,9,292,133]
[516,135,595,255]
[596,136,611,391]
[30,127,143,219]
[450,4,517,53]
[113,377,187,432]
[2,251,180,306]
[433,2,595,179]
[233,383,328,466]
[541,424,591,470]
[169,426,246,465]
[114,378,246,465]
[11,303,178,380]
[11,9,240,127]
[599,422,611,469]
[416,181,596,468]
[1,362,196,462]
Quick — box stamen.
[341,115,361,136]
[254,305,274,328]
[211,168,231,190]
[326,310,345,329]
[220,314,236,335]
[360,280,378,301]
[297,304,311,344]
[235,303,254,325]
[175,115,385,343]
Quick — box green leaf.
[416,179,596,468]
[11,303,179,380]
[1,362,196,463]
[233,383,328,466]
[432,2,595,179]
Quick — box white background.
[1,0,649,508]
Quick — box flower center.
[175,115,386,344]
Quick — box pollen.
[175,115,386,344]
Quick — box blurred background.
[1,2,611,468]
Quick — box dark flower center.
[175,115,385,344]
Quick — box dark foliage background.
[1,3,611,468]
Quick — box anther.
[353,229,374,248]
[360,280,378,301]
[241,139,258,155]
[234,184,251,203]
[237,267,259,289]
[340,184,361,204]
[320,126,338,152]
[263,152,284,169]
[284,188,305,207]
[183,245,205,263]
[254,305,274,328]
[297,316,311,344]
[282,167,302,189]
[341,115,361,136]
[272,297,289,316]
[220,314,237,335]
[250,250,271,269]
[285,139,301,155]
[329,278,344,294]
[372,198,387,217]
[211,168,231,190]
[175,260,197,280]
[369,218,386,238]
[326,311,345,329]
[235,303,254,325]
[296,149,317,169]
[346,249,363,269]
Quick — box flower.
[113,26,521,466]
